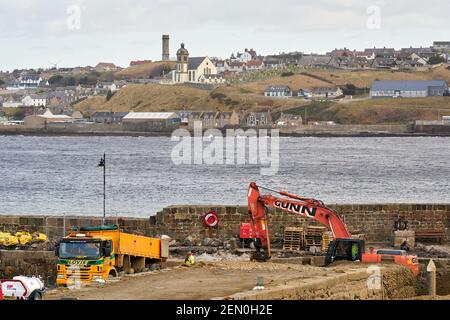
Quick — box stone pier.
[0,204,448,244]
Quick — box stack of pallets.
[305,226,326,251]
[321,231,333,252]
[283,227,305,251]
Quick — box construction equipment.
[55,225,169,286]
[239,222,257,247]
[0,276,46,300]
[244,182,419,276]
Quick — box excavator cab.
[325,238,365,266]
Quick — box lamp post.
[98,153,106,224]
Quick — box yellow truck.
[55,225,168,286]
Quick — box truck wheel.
[108,268,118,279]
[30,291,42,300]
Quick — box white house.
[311,87,344,99]
[214,60,229,73]
[245,60,265,71]
[21,94,47,107]
[231,48,256,63]
[409,53,428,66]
[95,82,118,95]
[7,75,43,90]
[198,74,226,84]
[264,86,293,97]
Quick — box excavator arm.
[247,182,351,261]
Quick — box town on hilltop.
[1,35,450,135]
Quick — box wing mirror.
[103,241,112,257]
[104,247,111,257]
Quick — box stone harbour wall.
[0,250,57,286]
[0,204,448,244]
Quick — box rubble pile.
[415,243,450,258]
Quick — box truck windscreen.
[59,241,101,259]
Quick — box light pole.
[98,153,106,224]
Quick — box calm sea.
[0,135,449,216]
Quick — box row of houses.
[5,75,49,90]
[262,80,449,100]
[1,79,127,111]
[264,86,344,99]
[1,84,95,108]
[90,110,304,129]
[219,42,450,73]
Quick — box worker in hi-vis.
[185,251,196,266]
[351,243,359,261]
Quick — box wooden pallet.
[321,231,333,252]
[283,227,305,251]
[305,226,326,250]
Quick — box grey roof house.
[92,111,129,123]
[264,85,292,97]
[370,80,448,98]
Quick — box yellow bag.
[32,232,47,242]
[0,232,12,246]
[3,235,19,246]
[15,231,33,245]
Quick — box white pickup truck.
[0,276,46,300]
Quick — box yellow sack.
[0,232,12,246]
[32,232,47,242]
[3,235,19,246]
[15,231,33,245]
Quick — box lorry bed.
[118,232,161,259]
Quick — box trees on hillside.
[428,55,446,65]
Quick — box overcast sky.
[0,0,449,71]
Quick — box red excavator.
[244,182,419,276]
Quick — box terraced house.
[186,111,240,128]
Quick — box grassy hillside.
[292,65,450,89]
[75,64,450,123]
[115,61,176,79]
[234,65,450,94]
[286,97,450,124]
[75,83,305,115]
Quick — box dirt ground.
[45,260,358,300]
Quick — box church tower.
[175,43,189,83]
